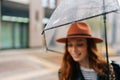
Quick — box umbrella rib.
[43,31,49,51]
[42,9,118,34]
[47,48,63,53]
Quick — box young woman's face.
[67,38,88,62]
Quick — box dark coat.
[58,61,120,80]
[111,61,120,80]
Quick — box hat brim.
[56,36,103,43]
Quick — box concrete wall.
[29,0,45,48]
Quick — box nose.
[72,46,78,53]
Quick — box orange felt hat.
[56,22,103,43]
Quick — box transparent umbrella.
[42,0,120,53]
[42,0,120,80]
[43,0,119,31]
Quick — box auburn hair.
[59,39,108,80]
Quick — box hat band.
[68,34,91,37]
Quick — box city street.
[0,48,119,80]
[1,0,120,80]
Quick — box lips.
[72,52,82,58]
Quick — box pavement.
[0,48,63,80]
[0,48,119,80]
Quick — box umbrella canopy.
[42,0,120,53]
[44,16,107,52]
[43,0,119,31]
[42,0,120,80]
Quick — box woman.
[56,22,119,80]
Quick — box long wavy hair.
[59,39,108,80]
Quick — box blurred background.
[0,0,120,80]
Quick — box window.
[42,0,56,9]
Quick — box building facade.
[0,0,60,49]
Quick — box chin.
[73,58,81,62]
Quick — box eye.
[77,43,84,47]
[68,44,73,47]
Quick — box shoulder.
[111,61,120,79]
[111,61,120,70]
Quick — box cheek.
[83,48,87,53]
[68,48,71,54]
[78,46,87,52]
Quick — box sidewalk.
[0,48,63,80]
[0,48,119,80]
